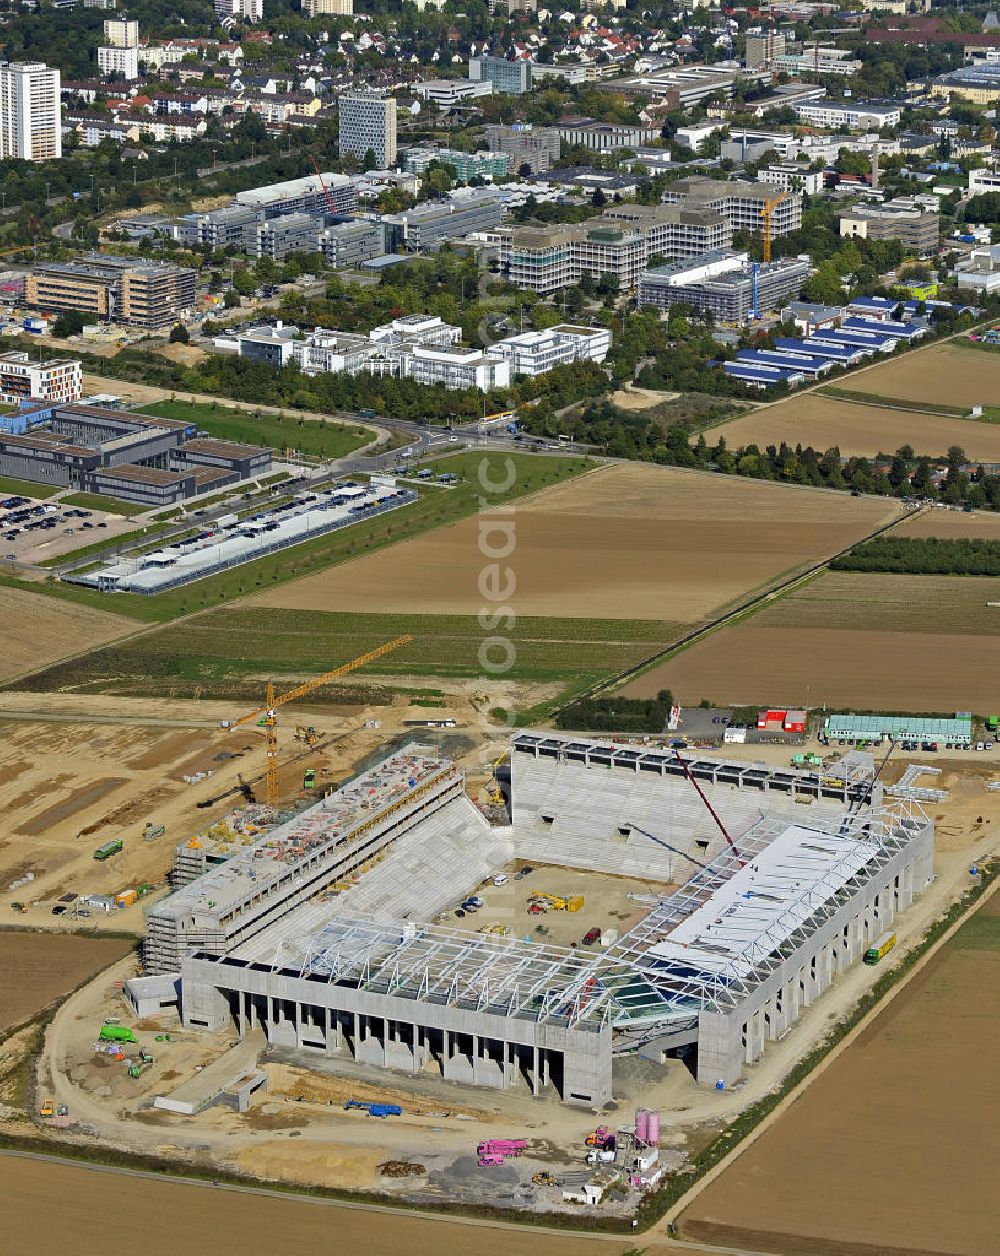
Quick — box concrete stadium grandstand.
[136,734,934,1107]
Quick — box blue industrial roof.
[737,349,830,374]
[811,329,889,350]
[723,362,803,385]
[848,296,898,312]
[842,316,922,339]
[775,336,860,361]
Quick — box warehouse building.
[159,733,934,1104]
[824,713,972,748]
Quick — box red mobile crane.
[672,749,745,865]
[309,154,340,216]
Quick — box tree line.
[831,537,1000,576]
[555,689,674,734]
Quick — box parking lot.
[435,862,675,952]
[0,493,137,564]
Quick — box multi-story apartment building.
[213,0,264,21]
[745,32,786,70]
[0,352,83,406]
[469,55,532,95]
[775,47,861,77]
[759,163,825,195]
[103,17,139,46]
[301,0,352,12]
[403,147,509,183]
[0,61,61,161]
[339,91,397,167]
[25,255,196,330]
[499,203,732,294]
[484,123,560,174]
[838,198,939,255]
[97,44,140,80]
[486,324,610,376]
[660,177,803,238]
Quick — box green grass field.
[61,492,148,517]
[140,399,371,461]
[15,607,678,719]
[0,476,61,500]
[0,452,594,629]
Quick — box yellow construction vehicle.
[528,892,585,912]
[295,725,319,748]
[223,636,412,807]
[478,923,510,936]
[486,752,506,806]
[39,1099,54,1118]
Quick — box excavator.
[528,892,584,913]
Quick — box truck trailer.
[863,930,897,966]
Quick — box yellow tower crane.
[760,191,789,264]
[223,635,412,807]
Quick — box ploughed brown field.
[707,394,1000,462]
[0,586,134,684]
[622,571,1000,711]
[680,894,1000,1256]
[852,340,1000,409]
[248,465,897,624]
[0,932,133,1032]
[895,510,1000,540]
[0,1154,690,1256]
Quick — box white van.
[492,874,509,887]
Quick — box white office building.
[487,324,611,376]
[402,344,510,391]
[759,163,824,195]
[339,91,397,167]
[0,61,61,162]
[796,100,901,130]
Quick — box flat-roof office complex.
[0,402,271,506]
[156,732,933,1105]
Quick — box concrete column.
[532,1045,540,1096]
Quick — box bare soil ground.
[155,342,208,367]
[608,385,680,410]
[0,932,132,1032]
[0,1155,670,1256]
[852,341,1000,409]
[0,586,135,683]
[249,464,898,624]
[680,893,1000,1256]
[895,509,1000,540]
[707,393,1000,461]
[624,571,1000,710]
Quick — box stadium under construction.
[137,733,934,1106]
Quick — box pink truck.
[477,1138,527,1166]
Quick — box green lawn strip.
[950,910,1000,951]
[818,386,968,418]
[14,607,676,699]
[139,399,371,461]
[61,492,148,517]
[0,476,61,499]
[0,452,594,629]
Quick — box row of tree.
[831,537,1000,577]
[555,690,675,734]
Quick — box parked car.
[582,928,602,946]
